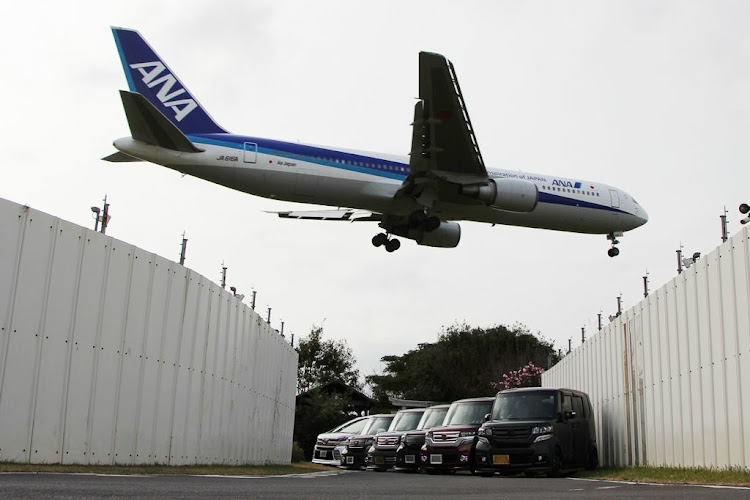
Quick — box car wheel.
[586,447,599,470]
[547,449,562,478]
[479,472,494,477]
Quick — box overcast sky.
[2,1,748,384]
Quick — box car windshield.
[444,401,493,426]
[334,417,368,434]
[361,416,394,435]
[491,392,557,421]
[389,411,424,432]
[417,407,449,430]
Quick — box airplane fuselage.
[114,134,647,236]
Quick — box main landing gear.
[372,233,401,253]
[607,232,622,257]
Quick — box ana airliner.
[106,27,647,255]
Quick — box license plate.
[346,456,354,464]
[405,455,415,464]
[493,454,510,465]
[320,450,327,458]
[374,456,384,465]
[430,454,443,465]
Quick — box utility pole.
[581,327,585,344]
[251,290,257,310]
[720,207,729,243]
[179,232,188,265]
[100,195,110,234]
[280,321,285,338]
[616,295,622,317]
[643,273,649,298]
[220,262,227,289]
[676,247,683,274]
[597,313,602,331]
[267,307,272,324]
[567,338,572,354]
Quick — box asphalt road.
[1,468,748,499]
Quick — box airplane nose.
[632,206,648,228]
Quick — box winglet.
[111,27,227,135]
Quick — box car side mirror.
[484,413,490,422]
[564,410,576,420]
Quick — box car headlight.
[459,431,476,437]
[533,433,553,443]
[531,425,553,435]
[477,427,489,436]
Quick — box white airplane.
[106,27,647,255]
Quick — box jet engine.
[460,178,538,212]
[407,221,461,248]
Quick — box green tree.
[297,326,361,393]
[293,391,353,460]
[367,323,558,403]
[294,327,363,459]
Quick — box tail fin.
[111,27,227,135]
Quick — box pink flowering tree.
[490,361,544,391]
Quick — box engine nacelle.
[405,221,461,248]
[461,178,538,212]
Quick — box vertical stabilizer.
[111,27,227,135]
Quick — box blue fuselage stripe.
[186,133,628,215]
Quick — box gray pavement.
[1,468,748,499]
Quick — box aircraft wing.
[408,52,488,182]
[271,209,382,222]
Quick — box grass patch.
[577,466,750,486]
[0,461,331,476]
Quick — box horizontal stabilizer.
[271,209,381,222]
[102,151,143,162]
[120,90,203,153]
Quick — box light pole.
[179,232,188,265]
[91,206,101,231]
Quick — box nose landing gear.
[372,233,401,252]
[607,232,623,257]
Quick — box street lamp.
[90,206,101,231]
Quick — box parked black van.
[474,387,597,477]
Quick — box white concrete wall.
[543,226,750,468]
[0,197,297,465]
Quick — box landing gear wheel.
[607,232,621,257]
[385,238,401,253]
[372,233,388,247]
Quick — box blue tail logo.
[112,27,226,134]
[128,61,197,122]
